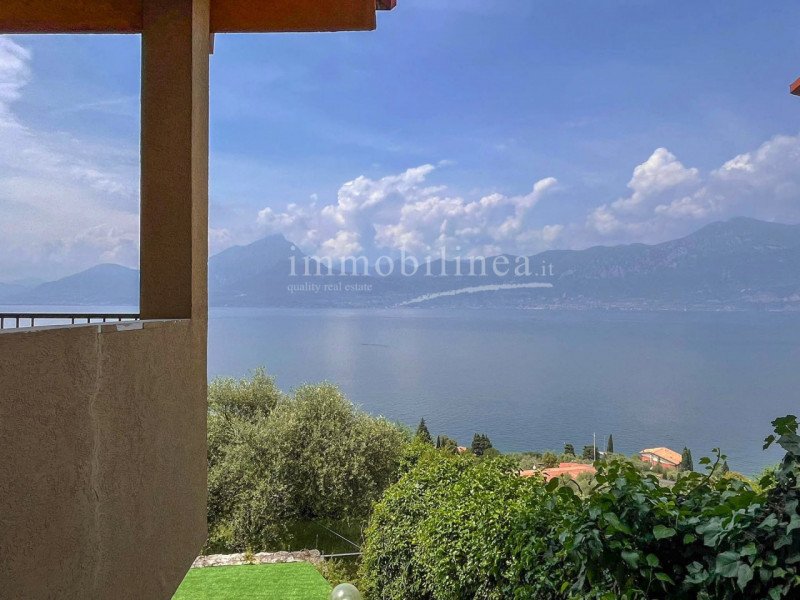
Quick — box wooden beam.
[0,0,381,33]
[791,77,800,97]
[0,0,140,33]
[211,0,376,33]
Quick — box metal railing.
[0,313,141,330]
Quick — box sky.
[1,0,800,281]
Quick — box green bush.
[361,416,800,599]
[207,369,410,552]
[360,446,464,599]
[415,457,533,599]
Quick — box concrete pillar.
[139,1,210,564]
[140,0,209,322]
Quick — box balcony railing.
[0,313,141,330]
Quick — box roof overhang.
[792,77,800,97]
[0,0,394,34]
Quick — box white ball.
[330,583,362,600]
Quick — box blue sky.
[1,0,800,280]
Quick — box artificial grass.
[173,563,332,600]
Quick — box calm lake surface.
[209,308,800,474]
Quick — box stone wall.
[192,550,323,568]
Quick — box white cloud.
[0,37,30,124]
[0,36,139,281]
[584,135,800,245]
[257,165,561,259]
[257,132,800,260]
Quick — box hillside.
[4,218,799,310]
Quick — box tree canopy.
[207,369,410,552]
[471,433,493,456]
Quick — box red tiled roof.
[541,462,596,482]
[640,447,682,466]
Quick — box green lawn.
[173,563,332,600]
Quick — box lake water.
[209,308,800,475]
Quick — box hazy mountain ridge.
[1,264,140,306]
[3,218,799,310]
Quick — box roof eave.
[0,0,393,34]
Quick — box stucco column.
[139,0,210,564]
[140,0,210,323]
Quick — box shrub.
[415,457,533,599]
[360,446,465,599]
[207,370,410,552]
[541,451,559,468]
[361,416,800,599]
[562,418,800,599]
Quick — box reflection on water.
[210,308,800,475]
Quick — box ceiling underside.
[0,0,387,33]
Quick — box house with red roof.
[639,447,682,469]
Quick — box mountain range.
[2,217,799,311]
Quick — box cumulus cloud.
[256,131,800,260]
[257,164,561,259]
[0,36,139,281]
[584,135,800,245]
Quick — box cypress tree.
[606,434,614,454]
[416,418,433,445]
[471,433,493,456]
[439,435,458,453]
[679,447,694,472]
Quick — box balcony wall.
[0,319,207,599]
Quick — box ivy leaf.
[737,564,754,590]
[774,535,791,550]
[715,551,741,578]
[604,512,632,535]
[787,514,800,534]
[771,415,798,436]
[740,543,757,558]
[653,525,676,540]
[683,533,697,544]
[655,572,675,584]
[646,553,660,567]
[777,432,800,455]
[760,514,779,530]
[621,550,639,568]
